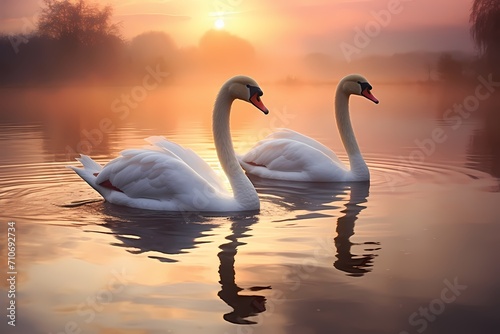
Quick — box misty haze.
[0,1,499,334]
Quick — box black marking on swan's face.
[357,81,379,104]
[358,81,373,93]
[246,84,269,114]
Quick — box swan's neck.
[213,88,259,209]
[335,86,369,178]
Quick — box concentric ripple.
[1,154,498,223]
[0,160,107,223]
[363,153,498,192]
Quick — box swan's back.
[146,136,228,194]
[69,144,237,211]
[239,137,350,182]
[267,129,343,164]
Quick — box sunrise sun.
[214,18,225,30]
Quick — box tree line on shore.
[0,0,499,86]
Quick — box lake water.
[0,80,499,334]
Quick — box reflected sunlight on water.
[1,83,500,334]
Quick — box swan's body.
[239,74,379,182]
[68,76,269,212]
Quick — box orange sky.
[1,0,475,57]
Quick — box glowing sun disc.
[215,18,225,30]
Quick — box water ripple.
[1,153,498,224]
[362,153,498,192]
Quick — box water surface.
[0,83,499,334]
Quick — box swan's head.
[226,76,269,114]
[340,74,379,104]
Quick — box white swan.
[239,74,379,182]
[68,76,269,212]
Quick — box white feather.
[239,74,377,182]
[68,75,266,212]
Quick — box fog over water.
[1,1,500,333]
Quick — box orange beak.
[250,93,269,114]
[362,89,379,104]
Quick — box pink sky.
[0,0,475,57]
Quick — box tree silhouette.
[30,0,125,82]
[470,0,500,77]
[129,31,178,69]
[37,0,121,47]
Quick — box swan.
[68,75,269,212]
[238,74,379,182]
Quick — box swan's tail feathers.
[76,155,103,173]
[66,155,104,193]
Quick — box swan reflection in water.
[217,215,270,324]
[93,204,269,324]
[250,176,381,276]
[88,177,379,325]
[333,182,381,277]
[97,204,219,262]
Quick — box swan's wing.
[96,148,225,203]
[145,136,228,194]
[240,138,347,181]
[266,129,343,165]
